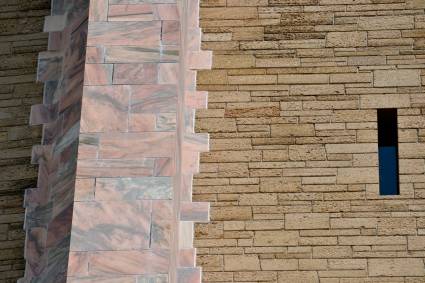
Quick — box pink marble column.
[21,0,210,282]
[70,0,211,282]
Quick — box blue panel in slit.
[378,146,399,195]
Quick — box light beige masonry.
[374,69,421,87]
[195,1,425,282]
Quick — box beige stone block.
[326,32,367,47]
[228,75,277,85]
[289,145,326,161]
[223,221,245,231]
[368,258,425,276]
[339,236,406,246]
[313,246,352,258]
[299,259,327,271]
[347,56,386,66]
[407,0,425,8]
[232,27,264,40]
[286,213,330,230]
[239,193,278,205]
[374,69,421,87]
[213,55,255,69]
[377,218,416,235]
[328,259,367,270]
[245,220,284,230]
[256,58,300,68]
[200,7,258,19]
[224,255,260,271]
[254,230,299,246]
[337,167,379,184]
[197,70,227,84]
[263,149,289,162]
[290,84,345,96]
[326,143,377,154]
[399,116,425,128]
[399,143,425,158]
[271,124,315,137]
[260,177,301,193]
[360,94,411,109]
[330,73,372,83]
[261,259,298,271]
[211,206,252,220]
[196,118,236,133]
[408,236,425,250]
[330,218,377,229]
[358,16,414,30]
[278,271,319,283]
[400,159,425,174]
[278,74,329,84]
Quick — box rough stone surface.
[194,0,425,282]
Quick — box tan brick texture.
[194,0,425,282]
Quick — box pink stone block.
[154,4,179,20]
[186,70,197,91]
[84,64,113,85]
[158,63,178,84]
[187,0,200,28]
[185,91,207,109]
[68,252,89,277]
[161,21,180,45]
[43,15,66,32]
[113,64,158,84]
[105,46,162,63]
[99,132,176,159]
[181,202,209,222]
[29,104,57,125]
[182,150,200,174]
[188,51,212,70]
[151,200,173,249]
[68,276,136,283]
[81,86,130,132]
[86,47,105,63]
[130,85,177,113]
[88,22,161,46]
[187,28,201,51]
[129,113,156,132]
[154,158,176,176]
[89,250,169,275]
[177,267,202,283]
[183,133,209,152]
[74,178,95,201]
[89,0,108,21]
[77,143,98,160]
[178,249,196,267]
[180,174,193,201]
[70,201,152,251]
[108,5,154,21]
[76,159,155,178]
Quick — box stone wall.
[0,1,49,282]
[194,0,425,282]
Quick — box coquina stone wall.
[0,1,49,282]
[194,0,425,282]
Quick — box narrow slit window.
[377,109,399,195]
